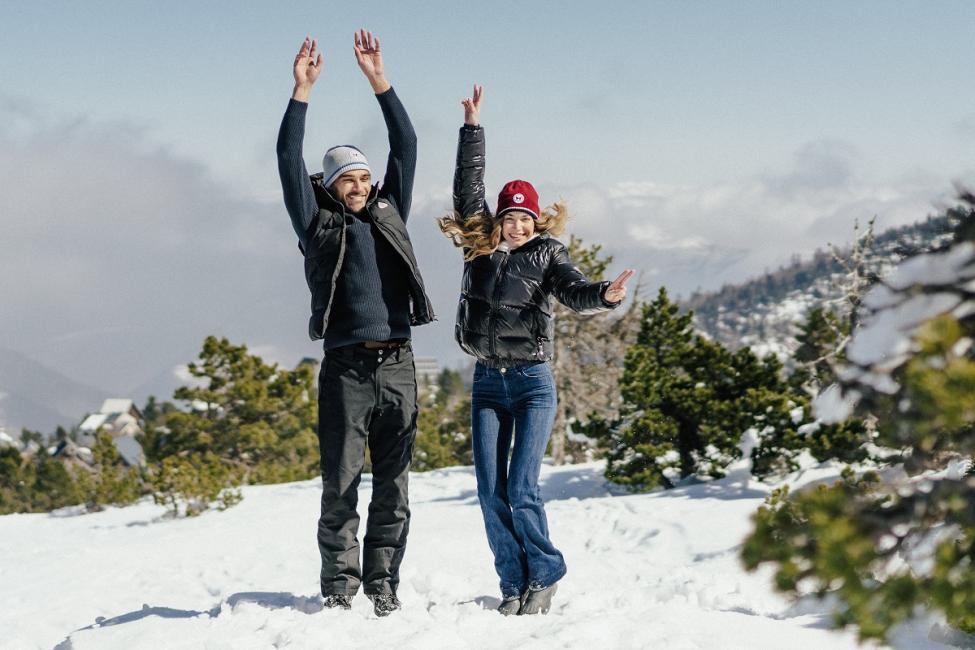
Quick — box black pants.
[317,342,417,597]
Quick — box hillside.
[684,210,959,356]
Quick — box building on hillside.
[78,399,143,442]
[51,439,94,467]
[72,398,146,467]
[414,357,441,392]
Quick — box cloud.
[539,139,955,297]
[0,103,315,394]
[764,139,857,195]
[0,98,961,391]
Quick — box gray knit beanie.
[322,145,371,188]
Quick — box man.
[276,30,434,617]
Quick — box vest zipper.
[321,215,348,333]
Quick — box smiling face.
[330,170,372,213]
[501,211,536,248]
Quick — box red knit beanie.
[497,180,540,220]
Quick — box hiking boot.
[519,581,557,615]
[323,594,352,610]
[368,593,402,617]
[497,593,523,616]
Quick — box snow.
[789,406,805,425]
[846,293,961,369]
[100,399,136,415]
[0,462,958,650]
[79,413,109,433]
[813,384,861,423]
[885,242,975,290]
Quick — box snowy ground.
[0,461,961,650]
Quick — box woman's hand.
[462,84,483,126]
[604,269,635,304]
[292,37,323,101]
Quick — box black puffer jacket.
[452,125,617,367]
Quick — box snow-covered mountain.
[0,460,957,650]
[684,212,958,357]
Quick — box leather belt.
[359,339,406,350]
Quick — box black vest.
[301,174,435,341]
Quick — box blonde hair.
[438,201,570,261]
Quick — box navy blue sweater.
[277,88,417,349]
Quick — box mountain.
[127,363,193,407]
[0,347,109,434]
[683,210,961,357]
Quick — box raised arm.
[453,84,488,218]
[354,30,417,221]
[276,37,323,246]
[546,244,633,314]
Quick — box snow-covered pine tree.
[790,306,846,396]
[749,305,872,478]
[742,191,975,641]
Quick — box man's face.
[331,170,372,213]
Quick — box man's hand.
[292,37,323,102]
[462,84,483,126]
[604,269,635,304]
[354,29,390,94]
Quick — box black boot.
[368,593,402,617]
[323,594,352,610]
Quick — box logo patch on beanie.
[513,193,525,204]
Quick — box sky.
[1,1,974,400]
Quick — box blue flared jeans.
[470,360,567,597]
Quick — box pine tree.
[600,287,842,487]
[743,193,975,641]
[550,235,641,464]
[19,429,43,447]
[747,306,873,477]
[413,368,472,471]
[602,289,747,487]
[160,336,318,483]
[790,306,845,395]
[32,450,83,511]
[0,447,86,514]
[85,433,142,510]
[0,446,30,514]
[147,452,242,517]
[828,216,878,333]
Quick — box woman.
[439,85,634,616]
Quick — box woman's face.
[501,211,535,248]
